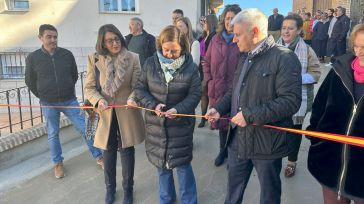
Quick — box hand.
[155,103,166,117]
[205,108,220,123]
[97,99,109,112]
[126,99,137,109]
[165,108,177,119]
[231,111,247,127]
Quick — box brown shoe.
[284,162,297,178]
[54,162,65,179]
[96,157,104,170]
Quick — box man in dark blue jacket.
[206,9,302,204]
[268,8,284,41]
[327,6,351,62]
[25,24,103,179]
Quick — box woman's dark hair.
[95,24,127,56]
[156,25,190,55]
[204,14,218,37]
[216,4,241,33]
[283,13,304,29]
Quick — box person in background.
[25,24,103,179]
[125,17,156,67]
[176,17,200,66]
[84,24,145,204]
[277,14,321,178]
[204,4,241,167]
[303,12,313,45]
[268,8,284,41]
[307,23,364,204]
[134,25,201,204]
[197,14,218,128]
[327,6,351,63]
[327,8,335,21]
[172,9,184,26]
[312,12,330,62]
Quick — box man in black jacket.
[268,8,284,42]
[25,24,103,179]
[327,6,351,62]
[125,17,156,67]
[206,9,302,204]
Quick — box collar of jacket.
[248,35,275,60]
[41,46,59,56]
[153,52,193,74]
[332,53,356,95]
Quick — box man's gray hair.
[131,17,143,28]
[231,8,268,37]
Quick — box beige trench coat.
[84,49,145,150]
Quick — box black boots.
[121,147,135,204]
[214,130,228,166]
[105,188,115,204]
[198,118,206,128]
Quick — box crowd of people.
[24,4,364,204]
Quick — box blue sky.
[217,0,293,16]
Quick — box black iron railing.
[0,71,87,136]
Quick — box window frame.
[5,0,30,11]
[99,0,139,14]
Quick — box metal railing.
[0,71,87,136]
[0,51,29,79]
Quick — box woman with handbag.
[84,24,145,204]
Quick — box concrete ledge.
[0,117,71,153]
[0,117,80,171]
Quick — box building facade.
[0,0,210,88]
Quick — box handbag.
[84,54,100,140]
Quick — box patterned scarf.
[352,57,364,83]
[103,49,127,98]
[157,51,185,84]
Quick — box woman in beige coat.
[84,24,144,204]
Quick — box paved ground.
[0,65,331,204]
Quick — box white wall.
[0,0,200,49]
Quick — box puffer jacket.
[215,36,302,160]
[134,53,201,169]
[203,32,240,130]
[307,53,364,200]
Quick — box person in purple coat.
[203,4,241,166]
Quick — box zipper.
[332,68,363,200]
[51,58,61,102]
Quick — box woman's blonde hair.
[350,24,364,49]
[176,17,195,45]
[156,25,190,54]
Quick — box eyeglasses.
[104,37,121,46]
[354,45,364,51]
[162,48,181,56]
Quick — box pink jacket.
[203,32,240,129]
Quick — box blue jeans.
[41,98,102,164]
[157,164,197,204]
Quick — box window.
[5,0,29,10]
[99,0,137,13]
[0,52,28,79]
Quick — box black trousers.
[225,129,282,204]
[104,109,135,192]
[287,124,303,162]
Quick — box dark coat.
[25,47,78,102]
[134,53,201,169]
[268,14,284,31]
[125,29,156,62]
[214,36,302,160]
[331,15,351,41]
[307,53,364,200]
[203,32,240,129]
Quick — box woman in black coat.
[307,24,364,203]
[134,25,201,204]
